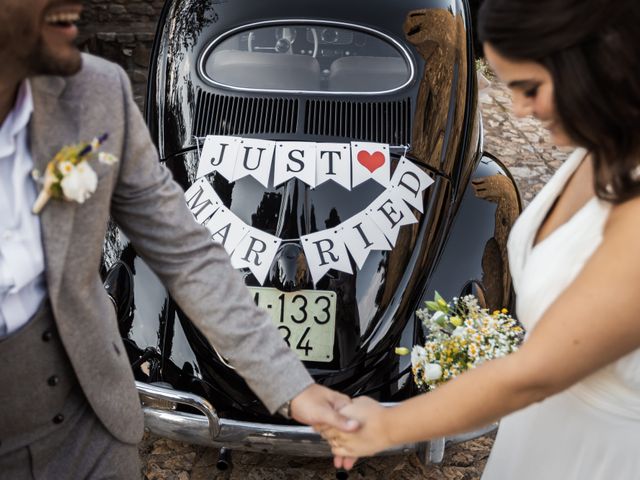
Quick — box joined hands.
[290,384,360,432]
[315,396,391,470]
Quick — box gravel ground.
[139,77,572,479]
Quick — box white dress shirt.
[0,80,46,336]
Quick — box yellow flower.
[450,316,462,327]
[395,347,410,356]
[501,308,508,314]
[493,310,500,316]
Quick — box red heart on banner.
[357,150,386,173]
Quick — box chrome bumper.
[137,381,496,463]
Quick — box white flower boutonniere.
[58,160,98,204]
[32,133,116,214]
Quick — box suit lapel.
[30,75,81,302]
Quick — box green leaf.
[435,317,447,328]
[425,301,440,311]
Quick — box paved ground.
[139,77,572,479]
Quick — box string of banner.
[184,135,435,285]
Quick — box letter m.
[185,185,215,222]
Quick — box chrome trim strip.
[197,19,416,96]
[137,382,497,461]
[106,293,118,313]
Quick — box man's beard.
[25,39,82,77]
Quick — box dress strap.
[507,148,588,290]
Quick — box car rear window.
[200,23,413,94]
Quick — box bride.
[318,0,640,478]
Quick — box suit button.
[52,414,64,424]
[48,375,59,386]
[42,330,53,342]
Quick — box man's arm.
[105,61,355,427]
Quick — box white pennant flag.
[232,138,276,187]
[316,143,352,190]
[341,212,392,270]
[205,205,248,256]
[196,135,241,181]
[351,142,391,188]
[390,156,435,213]
[301,227,353,285]
[273,141,317,188]
[368,187,418,245]
[230,227,282,285]
[184,178,222,224]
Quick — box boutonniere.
[32,133,118,214]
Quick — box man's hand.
[316,396,392,460]
[290,384,360,432]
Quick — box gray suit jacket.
[28,54,313,444]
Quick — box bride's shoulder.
[605,195,640,238]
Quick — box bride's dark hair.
[478,0,640,203]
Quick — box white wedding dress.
[481,148,640,479]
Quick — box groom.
[0,1,356,478]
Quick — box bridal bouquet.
[406,292,524,391]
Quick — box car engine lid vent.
[193,89,299,137]
[304,97,411,145]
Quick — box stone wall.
[78,0,164,108]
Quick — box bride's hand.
[316,396,393,459]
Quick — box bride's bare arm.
[325,195,640,457]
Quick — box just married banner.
[186,135,434,284]
[196,135,393,190]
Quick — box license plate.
[249,287,336,362]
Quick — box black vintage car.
[102,0,520,470]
